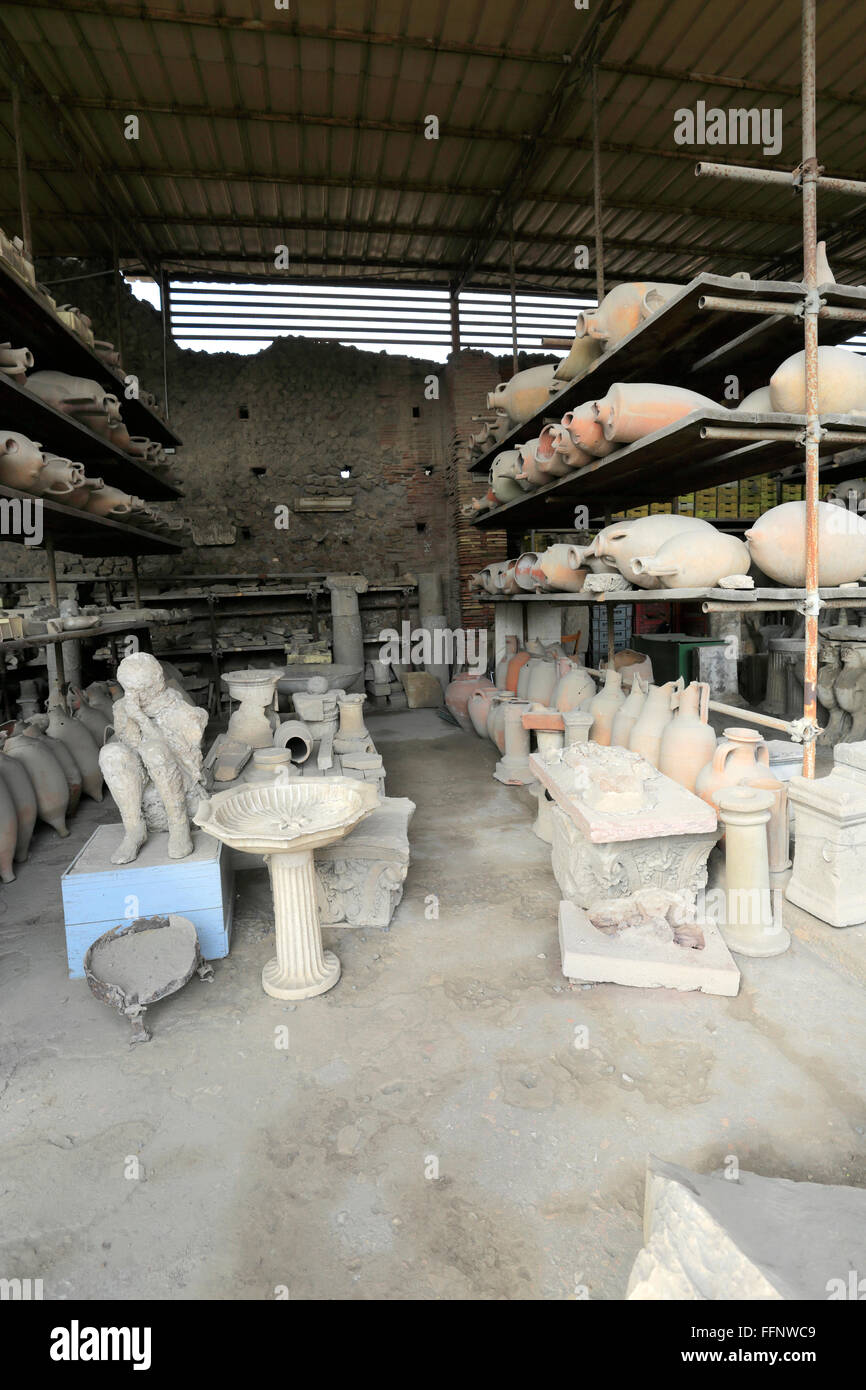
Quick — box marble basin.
[276,663,362,694]
[194,774,379,999]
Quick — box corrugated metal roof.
[0,0,864,289]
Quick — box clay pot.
[628,680,681,767]
[445,672,494,733]
[632,529,750,589]
[574,282,679,351]
[695,726,773,810]
[0,754,37,862]
[588,667,625,745]
[84,484,133,518]
[537,543,588,593]
[546,422,592,472]
[551,658,595,712]
[561,403,617,458]
[31,455,85,500]
[2,735,70,836]
[525,657,558,706]
[591,514,715,589]
[72,691,113,745]
[468,684,497,737]
[46,703,103,800]
[0,342,34,384]
[0,430,44,490]
[94,339,122,368]
[734,386,774,413]
[611,649,654,688]
[495,636,518,687]
[23,725,82,814]
[659,681,717,792]
[593,382,723,445]
[487,692,516,751]
[769,345,866,414]
[554,331,603,383]
[26,370,119,423]
[66,474,105,509]
[490,450,531,503]
[487,365,559,425]
[515,439,547,488]
[513,553,540,592]
[495,560,521,596]
[505,648,531,693]
[745,501,866,587]
[610,675,648,748]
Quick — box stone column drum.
[326,574,367,692]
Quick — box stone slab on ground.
[558,900,739,996]
[399,671,443,709]
[627,1156,866,1299]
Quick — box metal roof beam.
[598,59,866,111]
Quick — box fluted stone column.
[262,848,340,999]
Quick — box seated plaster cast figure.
[99,652,207,864]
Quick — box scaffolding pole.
[697,0,866,777]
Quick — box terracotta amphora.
[0,771,18,881]
[561,402,616,458]
[574,282,679,351]
[0,342,34,384]
[2,735,70,836]
[515,440,547,488]
[487,691,516,751]
[505,647,531,692]
[588,667,625,745]
[612,649,654,688]
[769,344,866,414]
[553,330,603,383]
[46,702,103,801]
[513,553,540,592]
[84,484,133,519]
[487,365,559,426]
[70,688,114,744]
[658,681,717,792]
[0,430,44,490]
[537,543,588,593]
[551,658,595,712]
[524,657,559,707]
[632,529,750,589]
[0,754,37,862]
[468,684,497,737]
[734,386,773,413]
[490,450,530,503]
[591,514,714,589]
[610,675,648,748]
[628,679,682,767]
[495,636,518,687]
[23,723,82,814]
[26,370,117,421]
[695,727,773,810]
[745,501,866,587]
[31,455,85,501]
[445,672,493,733]
[592,382,723,445]
[548,422,592,472]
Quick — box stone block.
[315,797,415,928]
[558,900,739,996]
[627,1156,866,1300]
[400,670,443,708]
[786,741,866,926]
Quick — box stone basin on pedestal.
[222,669,281,748]
[194,774,379,999]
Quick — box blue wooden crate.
[61,824,234,979]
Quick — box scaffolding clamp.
[796,592,824,619]
[788,716,822,745]
[797,421,826,446]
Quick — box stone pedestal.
[562,709,593,746]
[325,574,367,692]
[786,741,866,926]
[717,785,789,957]
[494,700,534,784]
[262,846,340,999]
[532,745,718,910]
[334,692,372,753]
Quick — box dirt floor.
[1,708,865,1300]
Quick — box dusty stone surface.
[559,900,740,997]
[787,742,866,927]
[3,710,866,1301]
[627,1156,866,1299]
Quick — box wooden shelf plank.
[0,483,182,556]
[0,372,181,501]
[0,260,181,447]
[470,411,866,529]
[468,272,866,475]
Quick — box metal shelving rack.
[470,0,866,777]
